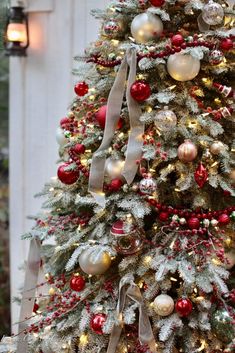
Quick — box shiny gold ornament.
[210,141,225,155]
[79,249,112,275]
[131,12,163,44]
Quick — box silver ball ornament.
[167,54,200,82]
[153,294,175,316]
[131,12,163,44]
[79,249,112,275]
[178,140,198,163]
[105,157,125,179]
[56,127,68,146]
[139,177,157,195]
[154,107,177,131]
[202,0,224,26]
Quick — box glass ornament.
[202,0,224,26]
[167,54,200,82]
[131,12,163,44]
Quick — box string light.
[79,333,88,346]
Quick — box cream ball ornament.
[56,127,68,146]
[153,294,175,316]
[210,141,225,155]
[79,249,112,275]
[131,12,163,44]
[167,53,200,82]
[105,157,125,179]
[154,107,177,131]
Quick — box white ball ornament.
[105,157,125,179]
[153,294,175,317]
[167,54,200,82]
[56,127,68,146]
[202,0,224,26]
[79,249,112,275]
[131,12,163,44]
[154,107,177,132]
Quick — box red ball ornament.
[70,274,86,292]
[130,81,151,102]
[109,178,123,191]
[90,314,106,334]
[150,0,165,6]
[96,105,122,130]
[175,298,193,317]
[194,163,208,188]
[159,211,169,222]
[74,81,89,96]
[57,163,79,185]
[187,217,200,230]
[220,38,233,51]
[218,213,230,225]
[73,143,86,154]
[60,117,71,127]
[171,34,184,47]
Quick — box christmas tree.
[2,0,235,352]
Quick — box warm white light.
[7,23,27,43]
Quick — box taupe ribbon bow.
[107,278,156,353]
[16,237,41,353]
[89,48,144,207]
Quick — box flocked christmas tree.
[2,0,235,352]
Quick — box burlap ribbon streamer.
[107,279,156,353]
[89,48,144,207]
[16,237,41,353]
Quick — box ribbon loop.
[89,48,144,206]
[107,279,156,353]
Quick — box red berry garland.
[70,274,86,292]
[57,163,79,185]
[90,314,106,334]
[74,82,89,96]
[175,298,193,317]
[187,217,200,230]
[130,81,151,102]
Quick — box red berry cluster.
[69,148,90,178]
[60,116,78,135]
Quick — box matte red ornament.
[73,143,86,154]
[187,217,200,230]
[90,313,106,334]
[218,213,230,225]
[220,38,233,51]
[159,211,169,222]
[96,105,122,130]
[194,163,208,188]
[74,81,89,96]
[150,0,165,6]
[109,178,123,191]
[70,274,86,292]
[130,81,151,102]
[175,298,193,317]
[57,163,79,185]
[171,34,184,47]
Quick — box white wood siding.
[10,0,108,331]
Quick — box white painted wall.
[10,0,108,331]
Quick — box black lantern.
[4,6,29,56]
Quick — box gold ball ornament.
[178,140,198,162]
[210,141,225,155]
[131,12,163,44]
[167,54,200,82]
[153,294,175,316]
[105,157,125,179]
[79,249,112,275]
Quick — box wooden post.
[9,0,108,331]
